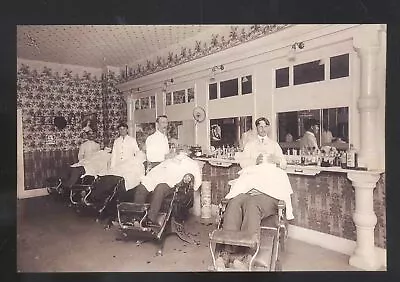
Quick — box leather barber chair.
[116,173,197,256]
[209,199,288,271]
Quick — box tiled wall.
[17,61,126,189]
[201,162,386,249]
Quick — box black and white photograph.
[16,24,387,272]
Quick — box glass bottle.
[346,144,357,168]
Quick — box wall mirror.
[209,116,252,148]
[277,107,349,151]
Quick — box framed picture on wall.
[81,113,98,132]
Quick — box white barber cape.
[226,162,294,220]
[141,154,202,192]
[71,150,111,177]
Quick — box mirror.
[277,107,349,152]
[210,116,252,148]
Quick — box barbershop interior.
[16,24,387,272]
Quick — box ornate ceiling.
[17,25,234,68]
[17,25,291,80]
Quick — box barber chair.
[209,198,288,271]
[46,177,63,196]
[116,173,198,256]
[69,175,123,221]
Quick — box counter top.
[193,157,384,176]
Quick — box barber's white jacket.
[110,135,140,168]
[141,154,202,192]
[226,163,294,220]
[145,130,169,162]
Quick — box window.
[294,60,325,85]
[173,90,185,104]
[135,99,140,110]
[150,96,155,108]
[187,87,195,102]
[166,92,172,106]
[220,78,238,98]
[330,53,349,79]
[209,83,217,100]
[241,75,252,94]
[276,67,289,88]
[140,97,149,109]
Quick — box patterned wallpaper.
[17,62,126,152]
[121,24,290,82]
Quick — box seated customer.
[214,117,294,270]
[61,131,104,190]
[133,151,202,226]
[78,130,100,161]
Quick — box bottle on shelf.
[340,151,347,169]
[346,144,358,169]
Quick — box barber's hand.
[256,154,263,165]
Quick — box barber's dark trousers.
[63,166,86,188]
[134,183,173,222]
[223,193,278,236]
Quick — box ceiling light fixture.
[288,41,305,62]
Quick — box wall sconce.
[162,78,174,93]
[288,41,305,62]
[210,65,224,82]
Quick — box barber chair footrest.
[210,230,259,249]
[118,202,151,213]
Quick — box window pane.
[220,78,238,98]
[140,97,149,109]
[135,99,140,110]
[166,92,172,106]
[209,83,217,100]
[241,75,252,94]
[187,87,195,103]
[330,54,349,79]
[173,90,185,104]
[150,96,155,108]
[294,60,325,85]
[276,67,289,88]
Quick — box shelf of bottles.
[283,144,372,175]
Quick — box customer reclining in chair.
[61,130,109,191]
[133,150,202,226]
[214,117,294,270]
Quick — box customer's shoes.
[232,259,248,271]
[215,257,227,271]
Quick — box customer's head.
[305,119,320,135]
[255,117,270,137]
[156,115,168,134]
[117,123,129,137]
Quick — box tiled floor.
[17,196,364,272]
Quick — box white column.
[353,25,382,169]
[347,171,382,270]
[126,95,136,138]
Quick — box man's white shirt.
[145,130,169,162]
